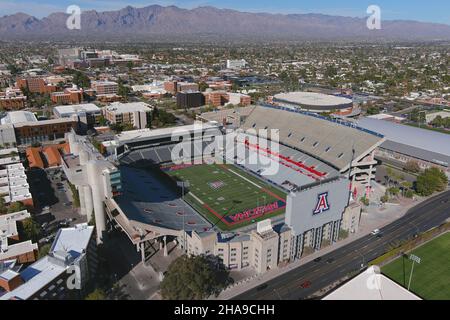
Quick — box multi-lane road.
[234,190,450,300]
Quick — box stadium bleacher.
[240,105,384,171]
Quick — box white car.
[371,229,381,236]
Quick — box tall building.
[91,81,118,96]
[104,102,153,130]
[164,81,178,94]
[16,78,57,95]
[176,91,205,109]
[204,91,229,107]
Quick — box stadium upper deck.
[240,105,384,172]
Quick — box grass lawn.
[165,163,286,231]
[382,232,450,300]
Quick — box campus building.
[50,87,84,105]
[91,81,118,96]
[104,102,153,130]
[176,91,205,109]
[0,89,27,111]
[356,117,450,175]
[0,223,96,300]
[226,59,247,70]
[16,77,57,95]
[0,210,38,264]
[54,103,102,129]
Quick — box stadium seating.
[240,106,383,171]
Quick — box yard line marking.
[227,168,262,189]
[188,192,204,205]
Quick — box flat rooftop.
[54,103,101,115]
[50,224,94,258]
[1,111,37,125]
[105,102,152,114]
[356,117,450,161]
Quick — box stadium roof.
[274,92,353,110]
[356,117,450,165]
[322,266,421,300]
[241,105,384,171]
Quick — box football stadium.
[64,104,385,272]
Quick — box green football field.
[165,163,287,231]
[382,232,450,300]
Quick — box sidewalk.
[214,192,439,300]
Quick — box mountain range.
[0,5,449,41]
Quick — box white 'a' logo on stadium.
[313,192,330,215]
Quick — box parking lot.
[27,167,86,244]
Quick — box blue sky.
[1,0,449,24]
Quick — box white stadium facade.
[63,104,384,274]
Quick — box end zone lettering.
[227,200,284,223]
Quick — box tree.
[7,201,26,213]
[0,197,7,215]
[19,218,41,242]
[198,82,209,92]
[85,288,106,300]
[38,244,52,259]
[415,167,448,196]
[161,255,233,300]
[98,115,107,126]
[404,161,421,174]
[72,71,91,88]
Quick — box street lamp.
[355,249,365,268]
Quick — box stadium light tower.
[177,180,190,253]
[407,254,421,291]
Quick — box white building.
[226,59,247,70]
[104,102,153,130]
[0,223,96,300]
[323,266,421,300]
